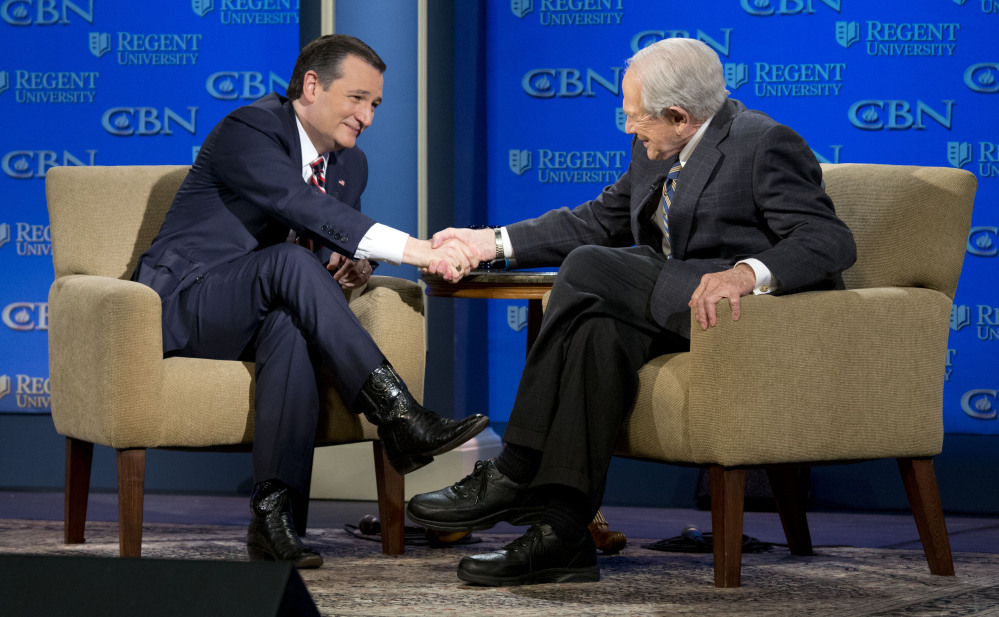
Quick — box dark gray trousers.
[503,245,687,514]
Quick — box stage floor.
[2,490,997,555]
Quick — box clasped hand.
[424,227,498,282]
[327,253,372,289]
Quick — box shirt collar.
[677,115,714,167]
[295,115,325,172]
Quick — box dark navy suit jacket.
[132,93,375,351]
[507,98,857,328]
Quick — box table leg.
[526,298,543,355]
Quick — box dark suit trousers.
[503,245,687,515]
[169,243,385,493]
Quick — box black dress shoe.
[406,459,544,532]
[457,523,599,586]
[247,480,323,569]
[355,361,489,474]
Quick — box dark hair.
[286,34,386,100]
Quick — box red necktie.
[300,156,327,251]
[310,156,327,194]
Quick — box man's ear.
[301,70,320,103]
[665,106,689,127]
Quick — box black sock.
[542,485,591,543]
[495,443,541,484]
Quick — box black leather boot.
[356,361,489,474]
[247,480,323,569]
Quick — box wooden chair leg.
[710,466,745,588]
[64,437,94,545]
[766,466,814,556]
[292,450,315,537]
[116,448,146,558]
[897,457,954,576]
[373,441,405,555]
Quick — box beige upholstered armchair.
[615,163,977,587]
[45,165,423,558]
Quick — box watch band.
[494,228,505,260]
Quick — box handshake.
[406,226,501,283]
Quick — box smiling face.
[297,54,383,153]
[621,69,696,161]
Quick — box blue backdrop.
[482,0,998,435]
[0,0,299,412]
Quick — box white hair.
[626,38,729,122]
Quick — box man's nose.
[356,106,374,128]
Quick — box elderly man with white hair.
[409,37,857,586]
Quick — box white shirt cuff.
[354,223,409,266]
[499,227,513,259]
[737,258,775,295]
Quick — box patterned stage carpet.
[2,518,998,616]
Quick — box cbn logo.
[2,150,97,179]
[206,71,288,100]
[835,21,860,48]
[0,375,9,401]
[961,390,997,420]
[2,302,49,331]
[847,100,954,130]
[522,67,624,98]
[965,63,999,93]
[632,29,732,57]
[509,149,532,175]
[192,0,213,17]
[102,107,198,136]
[1,0,94,25]
[968,227,998,257]
[741,0,841,16]
[511,0,532,18]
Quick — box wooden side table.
[423,270,557,354]
[422,269,627,554]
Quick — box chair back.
[820,163,976,299]
[46,165,189,280]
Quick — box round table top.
[422,270,557,300]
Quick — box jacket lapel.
[668,99,739,258]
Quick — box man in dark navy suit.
[132,34,487,568]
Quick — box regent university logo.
[89,32,110,58]
[193,0,214,17]
[835,21,860,48]
[509,149,532,176]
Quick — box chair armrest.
[48,275,165,447]
[685,288,950,465]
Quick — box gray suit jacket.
[507,98,857,328]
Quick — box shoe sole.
[390,416,490,475]
[457,565,600,587]
[406,505,545,532]
[247,544,324,569]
